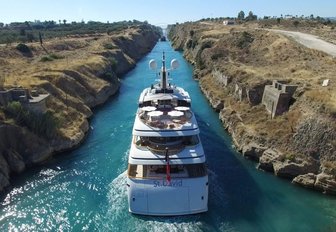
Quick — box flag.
[165,148,171,183]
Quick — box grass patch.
[40,53,64,62]
[103,43,117,49]
[107,56,118,71]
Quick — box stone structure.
[234,83,246,101]
[262,80,297,117]
[223,20,235,25]
[212,70,231,87]
[246,81,271,106]
[0,88,49,114]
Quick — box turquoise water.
[1,41,336,231]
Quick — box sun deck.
[138,105,193,129]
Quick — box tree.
[63,19,67,25]
[246,11,257,21]
[238,11,245,20]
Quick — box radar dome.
[149,59,157,70]
[170,59,179,70]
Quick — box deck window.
[133,135,199,148]
[127,163,207,179]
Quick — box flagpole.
[165,147,171,183]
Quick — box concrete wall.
[262,81,297,117]
[234,83,246,101]
[246,84,267,106]
[11,89,29,102]
[212,70,231,87]
[26,101,48,114]
[0,88,49,114]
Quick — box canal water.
[1,41,335,232]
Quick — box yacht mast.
[161,52,167,90]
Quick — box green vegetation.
[0,20,160,44]
[40,53,63,62]
[235,31,254,49]
[246,11,258,21]
[103,43,117,50]
[16,43,31,53]
[186,39,198,49]
[237,11,245,20]
[107,57,118,71]
[293,20,300,28]
[5,101,59,138]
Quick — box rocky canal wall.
[0,25,161,193]
[168,22,336,195]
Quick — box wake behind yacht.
[127,52,208,216]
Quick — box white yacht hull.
[127,176,208,216]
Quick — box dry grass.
[0,28,138,89]
[186,21,336,157]
[0,27,139,140]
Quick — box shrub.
[40,53,63,62]
[200,40,213,50]
[293,20,300,28]
[16,43,31,53]
[5,101,27,124]
[211,53,224,60]
[186,39,193,49]
[191,40,198,49]
[40,56,54,62]
[235,31,254,49]
[103,43,117,49]
[5,101,59,138]
[108,57,118,71]
[49,53,63,59]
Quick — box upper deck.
[133,84,199,135]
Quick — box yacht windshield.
[128,163,207,179]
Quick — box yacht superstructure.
[127,52,208,216]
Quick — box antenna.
[161,52,167,90]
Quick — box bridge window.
[133,135,199,148]
[127,163,207,179]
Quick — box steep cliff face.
[0,25,160,192]
[169,22,336,194]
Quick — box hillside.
[169,21,336,194]
[0,23,160,192]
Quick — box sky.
[0,0,335,27]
